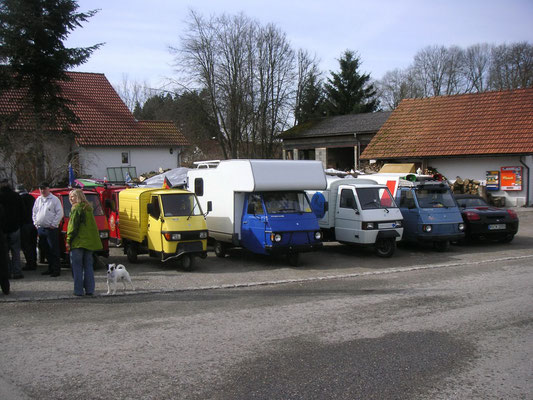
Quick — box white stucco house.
[0,72,189,186]
[360,88,533,207]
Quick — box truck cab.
[119,188,208,270]
[396,180,465,251]
[238,190,322,265]
[309,178,403,257]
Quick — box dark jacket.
[20,193,36,225]
[0,186,24,233]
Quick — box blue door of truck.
[241,193,268,254]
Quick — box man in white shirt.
[32,182,64,277]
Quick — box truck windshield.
[62,194,105,217]
[262,191,312,214]
[356,187,398,210]
[415,188,456,208]
[161,194,203,217]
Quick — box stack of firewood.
[452,177,481,195]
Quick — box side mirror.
[207,201,212,213]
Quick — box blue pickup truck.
[372,174,465,251]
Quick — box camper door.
[334,186,361,242]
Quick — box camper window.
[194,178,204,197]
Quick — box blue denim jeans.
[37,227,61,274]
[70,248,95,296]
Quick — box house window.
[121,152,129,164]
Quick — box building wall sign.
[500,166,522,191]
[486,170,500,191]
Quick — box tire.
[433,240,450,252]
[499,234,514,244]
[286,252,300,267]
[126,244,138,263]
[214,241,226,258]
[180,254,195,271]
[375,238,396,258]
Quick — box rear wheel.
[180,254,195,271]
[286,252,300,267]
[126,244,138,263]
[214,241,226,258]
[375,238,396,258]
[433,240,450,252]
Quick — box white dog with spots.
[106,264,135,295]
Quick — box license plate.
[378,223,394,229]
[488,224,506,230]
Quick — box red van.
[30,188,110,263]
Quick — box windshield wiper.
[187,202,197,220]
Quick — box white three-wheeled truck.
[308,176,404,257]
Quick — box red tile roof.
[361,88,533,160]
[0,71,188,147]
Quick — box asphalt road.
[1,211,532,399]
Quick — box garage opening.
[327,147,354,171]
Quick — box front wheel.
[375,238,396,258]
[499,234,514,244]
[180,254,195,271]
[433,240,450,252]
[286,252,300,267]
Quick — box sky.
[66,0,533,92]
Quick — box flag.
[162,175,172,189]
[68,163,75,187]
[125,172,132,183]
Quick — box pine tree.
[0,0,101,182]
[0,0,102,126]
[295,73,325,124]
[324,50,378,115]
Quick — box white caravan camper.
[187,159,327,266]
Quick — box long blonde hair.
[69,189,90,207]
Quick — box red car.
[93,185,127,246]
[31,188,110,263]
[454,194,519,243]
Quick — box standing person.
[32,182,63,277]
[66,189,102,296]
[0,203,10,294]
[0,178,24,279]
[15,185,38,271]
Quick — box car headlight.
[458,223,465,231]
[362,222,375,230]
[199,231,208,239]
[99,231,109,239]
[314,231,322,240]
[270,233,282,242]
[422,224,432,233]
[163,232,181,241]
[395,220,402,228]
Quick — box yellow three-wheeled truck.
[119,188,208,270]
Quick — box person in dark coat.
[0,179,24,279]
[0,203,10,294]
[15,185,38,271]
